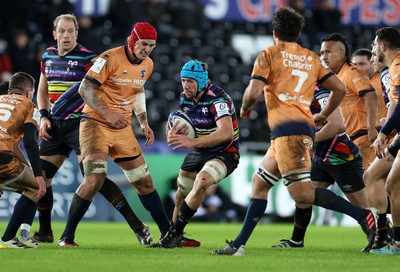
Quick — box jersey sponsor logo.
[90,57,107,73]
[281,51,313,71]
[278,93,311,107]
[110,76,132,86]
[113,97,135,111]
[133,79,146,86]
[68,60,78,68]
[352,75,369,83]
[215,102,229,116]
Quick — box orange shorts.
[353,134,375,170]
[268,135,313,176]
[0,155,24,184]
[79,119,142,160]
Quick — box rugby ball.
[168,110,196,139]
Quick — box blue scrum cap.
[180,60,209,92]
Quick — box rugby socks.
[98,178,143,232]
[2,195,36,241]
[233,199,267,248]
[314,187,362,221]
[138,190,170,236]
[173,201,196,234]
[291,205,312,242]
[377,213,388,242]
[61,193,91,239]
[37,185,53,234]
[394,227,400,242]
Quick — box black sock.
[2,195,37,241]
[61,193,91,239]
[37,186,53,233]
[291,206,312,242]
[173,201,196,234]
[99,178,142,231]
[377,213,388,241]
[314,187,362,221]
[394,227,400,241]
[138,190,170,236]
[234,199,267,248]
[386,197,391,214]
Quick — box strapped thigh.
[122,163,150,183]
[282,171,311,186]
[177,175,195,197]
[83,159,107,175]
[202,160,227,183]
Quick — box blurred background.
[0,0,398,225]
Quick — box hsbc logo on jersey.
[133,79,146,87]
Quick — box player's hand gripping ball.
[168,110,196,139]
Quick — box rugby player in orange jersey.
[352,49,395,250]
[57,22,170,247]
[0,72,46,248]
[320,33,378,171]
[352,48,388,128]
[370,27,400,255]
[212,6,377,256]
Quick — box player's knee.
[177,175,194,197]
[201,160,227,184]
[123,164,150,183]
[41,159,59,180]
[83,159,107,176]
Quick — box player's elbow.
[222,130,234,143]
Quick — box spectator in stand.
[313,0,342,43]
[8,29,39,81]
[287,0,315,48]
[108,0,147,39]
[164,0,204,42]
[0,38,13,82]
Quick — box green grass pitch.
[0,221,398,272]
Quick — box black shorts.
[311,155,365,193]
[39,118,81,157]
[181,149,239,176]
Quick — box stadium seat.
[155,80,180,101]
[174,45,195,63]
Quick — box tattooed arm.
[79,78,130,128]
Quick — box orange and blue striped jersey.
[251,42,334,140]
